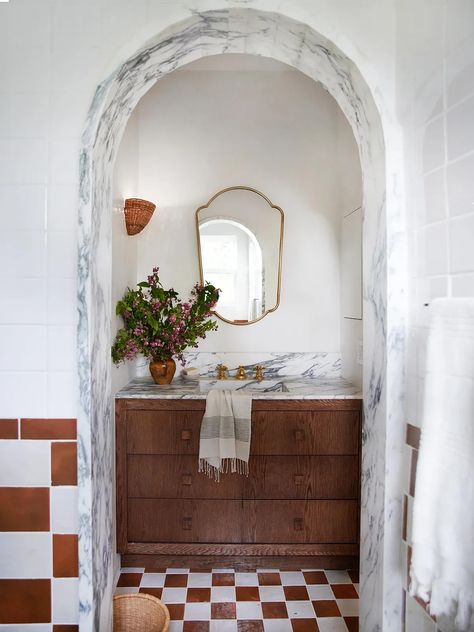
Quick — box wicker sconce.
[123,198,156,235]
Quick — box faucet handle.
[216,364,228,380]
[236,366,247,380]
[254,365,264,381]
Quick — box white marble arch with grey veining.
[77,8,405,632]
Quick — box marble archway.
[77,8,404,631]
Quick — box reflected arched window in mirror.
[196,186,284,325]
[199,219,264,322]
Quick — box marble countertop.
[115,376,362,400]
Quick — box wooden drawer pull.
[294,429,304,441]
[294,474,304,485]
[294,518,303,531]
[181,430,191,441]
[182,517,192,530]
[181,474,192,486]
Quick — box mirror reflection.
[196,186,284,325]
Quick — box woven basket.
[124,198,156,236]
[113,593,170,631]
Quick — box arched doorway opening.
[77,9,404,631]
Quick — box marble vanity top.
[115,376,362,400]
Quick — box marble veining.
[116,375,362,400]
[78,7,404,632]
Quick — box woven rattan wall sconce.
[124,198,156,235]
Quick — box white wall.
[396,1,474,630]
[114,54,361,355]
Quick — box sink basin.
[199,378,284,392]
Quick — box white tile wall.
[447,153,474,217]
[0,533,51,578]
[447,96,474,161]
[449,214,474,273]
[52,578,79,624]
[0,440,50,486]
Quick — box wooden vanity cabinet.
[116,398,361,569]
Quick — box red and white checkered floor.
[115,567,359,631]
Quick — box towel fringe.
[199,457,249,481]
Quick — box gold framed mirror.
[195,186,284,325]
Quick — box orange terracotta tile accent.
[0,488,49,531]
[402,494,408,541]
[53,534,78,577]
[406,423,421,450]
[0,419,18,439]
[0,579,51,623]
[21,418,77,440]
[331,583,358,599]
[53,627,79,632]
[51,442,77,486]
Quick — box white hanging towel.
[199,389,252,481]
[410,298,474,630]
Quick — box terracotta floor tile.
[0,579,51,624]
[312,600,341,618]
[165,574,188,588]
[261,602,288,619]
[145,567,168,573]
[212,573,235,586]
[211,602,236,619]
[53,534,78,578]
[236,586,260,602]
[21,418,77,440]
[347,570,359,584]
[167,604,185,620]
[303,572,328,585]
[53,626,79,632]
[344,617,359,632]
[238,621,264,631]
[117,573,142,587]
[257,573,281,586]
[139,587,163,599]
[183,622,210,632]
[284,586,309,601]
[331,584,358,599]
[291,619,320,631]
[187,588,211,602]
[51,442,77,486]
[0,419,18,439]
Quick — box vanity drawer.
[126,410,202,454]
[243,500,359,543]
[250,411,359,455]
[128,499,244,543]
[128,455,243,499]
[245,455,359,499]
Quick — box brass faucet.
[216,364,228,380]
[254,365,264,381]
[235,366,247,380]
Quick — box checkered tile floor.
[115,567,359,631]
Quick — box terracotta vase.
[149,358,176,385]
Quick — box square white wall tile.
[423,168,446,223]
[47,326,76,372]
[0,93,50,139]
[1,278,47,324]
[0,47,51,93]
[47,371,77,418]
[52,1,101,49]
[47,277,77,325]
[0,0,52,49]
[447,95,474,161]
[47,230,77,278]
[0,440,50,485]
[52,578,79,624]
[447,153,474,217]
[0,532,51,578]
[424,222,448,276]
[445,0,474,54]
[405,593,436,632]
[449,213,474,273]
[0,372,47,418]
[47,184,79,232]
[51,487,79,534]
[50,91,91,141]
[0,139,48,184]
[446,37,474,108]
[48,140,80,185]
[0,185,47,230]
[0,325,47,371]
[452,272,474,297]
[422,116,445,174]
[0,230,47,278]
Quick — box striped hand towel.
[199,389,252,481]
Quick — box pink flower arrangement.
[111,267,220,366]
